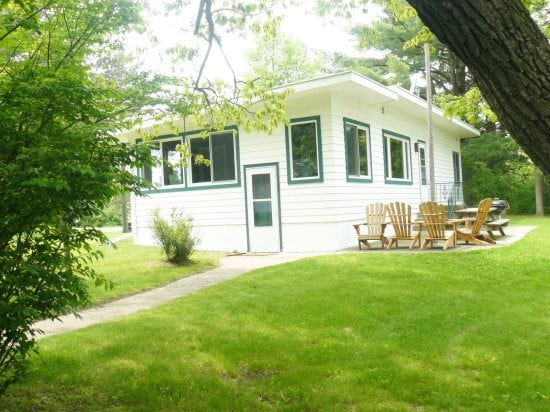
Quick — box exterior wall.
[323,92,463,249]
[131,87,467,253]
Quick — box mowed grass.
[87,237,224,303]
[3,216,549,410]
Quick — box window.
[383,130,412,184]
[189,131,236,185]
[139,128,239,191]
[453,151,461,183]
[344,118,371,181]
[418,142,427,185]
[285,116,323,183]
[142,139,183,187]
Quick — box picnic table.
[454,207,509,237]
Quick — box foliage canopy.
[0,0,164,393]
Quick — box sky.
[127,0,382,80]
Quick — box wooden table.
[454,207,510,237]
[454,207,498,220]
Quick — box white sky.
[126,0,382,80]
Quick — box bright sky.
[127,0,382,80]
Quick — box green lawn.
[87,238,224,303]
[98,226,124,240]
[3,216,549,411]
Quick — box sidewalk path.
[33,225,534,340]
[34,252,321,340]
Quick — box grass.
[3,216,549,410]
[87,237,224,304]
[97,226,124,241]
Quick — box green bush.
[461,132,549,214]
[151,209,197,264]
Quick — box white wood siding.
[132,87,467,252]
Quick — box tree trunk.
[534,167,544,216]
[406,0,550,176]
[121,193,130,233]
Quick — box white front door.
[245,164,281,252]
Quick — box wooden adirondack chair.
[419,201,460,251]
[352,203,389,250]
[386,202,421,249]
[456,197,496,245]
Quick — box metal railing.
[435,182,463,217]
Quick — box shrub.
[151,209,197,264]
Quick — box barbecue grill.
[492,198,509,216]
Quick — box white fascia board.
[274,71,398,102]
[388,85,480,137]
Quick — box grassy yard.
[3,216,549,411]
[87,237,224,304]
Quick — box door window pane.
[162,140,183,186]
[291,122,318,178]
[419,146,427,185]
[453,151,461,182]
[253,201,273,227]
[252,174,271,199]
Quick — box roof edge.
[388,85,480,137]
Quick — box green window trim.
[285,115,324,184]
[343,117,373,183]
[382,129,413,185]
[137,126,241,193]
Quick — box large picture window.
[189,131,236,185]
[383,130,412,184]
[142,139,183,187]
[285,116,323,183]
[344,118,372,182]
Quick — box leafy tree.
[405,0,550,176]
[246,32,322,87]
[0,0,164,393]
[461,133,550,214]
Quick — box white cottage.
[126,72,479,252]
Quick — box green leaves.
[0,0,164,394]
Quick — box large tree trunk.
[407,0,550,175]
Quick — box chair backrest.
[420,201,446,239]
[364,202,386,235]
[472,197,493,234]
[386,202,413,237]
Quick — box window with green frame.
[383,130,412,184]
[189,131,236,185]
[141,139,184,187]
[285,116,323,183]
[344,118,372,181]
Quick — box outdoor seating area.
[353,197,510,251]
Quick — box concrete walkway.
[33,225,534,340]
[34,252,321,340]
